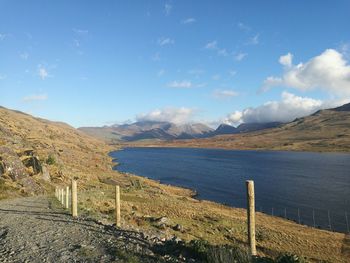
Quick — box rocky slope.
[0,106,113,197]
[1,106,349,262]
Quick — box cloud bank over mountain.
[136,107,195,124]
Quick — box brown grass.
[1,106,349,262]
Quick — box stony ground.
[0,196,184,263]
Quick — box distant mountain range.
[78,120,282,143]
[145,102,350,152]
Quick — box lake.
[110,147,350,233]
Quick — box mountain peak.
[214,124,237,135]
[331,102,350,112]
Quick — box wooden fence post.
[61,188,64,206]
[115,185,121,227]
[65,186,69,209]
[246,180,257,256]
[71,180,78,217]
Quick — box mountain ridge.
[129,102,350,152]
[79,120,282,143]
[0,105,348,262]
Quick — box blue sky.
[1,0,350,128]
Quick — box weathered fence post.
[61,188,64,206]
[71,180,78,217]
[246,180,256,256]
[65,186,69,209]
[115,185,121,227]
[68,187,71,208]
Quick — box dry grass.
[1,106,349,262]
[77,173,349,262]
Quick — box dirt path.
[0,196,162,263]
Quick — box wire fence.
[54,180,350,235]
[256,204,349,233]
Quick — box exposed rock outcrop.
[0,147,28,181]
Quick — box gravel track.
[0,196,160,263]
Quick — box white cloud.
[279,52,293,67]
[213,89,239,99]
[262,49,350,96]
[137,107,195,124]
[158,37,174,46]
[37,66,49,80]
[181,18,196,24]
[22,94,48,102]
[234,52,247,61]
[339,42,350,58]
[218,48,229,56]
[224,111,243,126]
[73,28,88,35]
[224,91,348,125]
[20,52,29,60]
[247,34,259,45]
[167,80,192,88]
[204,41,217,49]
[164,3,172,16]
[260,76,283,93]
[204,41,246,61]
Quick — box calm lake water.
[110,147,350,233]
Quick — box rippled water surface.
[111,147,350,233]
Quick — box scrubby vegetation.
[46,154,56,165]
[152,239,307,263]
[0,106,348,262]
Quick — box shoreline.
[109,147,349,234]
[116,144,350,155]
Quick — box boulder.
[18,177,43,195]
[173,224,184,232]
[41,165,51,181]
[0,147,29,181]
[21,156,42,175]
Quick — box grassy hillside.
[135,107,350,152]
[0,106,349,262]
[0,106,114,197]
